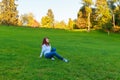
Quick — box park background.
[0,0,120,80]
[0,0,120,33]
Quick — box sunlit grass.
[0,25,120,80]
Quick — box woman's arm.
[40,52,43,58]
[40,46,43,58]
[40,45,45,58]
[40,45,51,58]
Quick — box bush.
[113,26,120,33]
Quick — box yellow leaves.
[41,9,54,28]
[17,20,22,26]
[54,21,67,29]
[0,0,18,25]
[41,16,52,28]
[85,6,92,13]
[20,13,39,27]
[68,18,75,30]
[83,0,93,5]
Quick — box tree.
[54,20,67,29]
[95,0,112,34]
[82,0,93,32]
[115,0,120,26]
[91,7,98,28]
[76,7,87,29]
[41,16,52,28]
[76,0,93,31]
[0,2,4,24]
[115,8,120,26]
[47,9,54,28]
[67,18,75,30]
[0,0,18,25]
[17,19,22,26]
[20,14,29,26]
[27,13,35,27]
[20,13,38,27]
[41,9,54,28]
[107,0,118,28]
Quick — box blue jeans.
[45,48,63,60]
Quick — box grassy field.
[0,25,120,80]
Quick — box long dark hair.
[42,37,50,46]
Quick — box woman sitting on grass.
[40,37,68,62]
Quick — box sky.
[16,0,82,23]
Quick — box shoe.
[51,57,55,61]
[63,58,68,62]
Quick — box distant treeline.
[0,0,120,33]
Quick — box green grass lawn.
[0,25,120,80]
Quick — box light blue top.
[40,44,51,57]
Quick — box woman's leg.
[45,51,63,60]
[45,52,69,62]
[52,52,63,60]
[45,52,54,59]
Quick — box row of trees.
[0,0,120,33]
[18,9,71,29]
[76,0,120,33]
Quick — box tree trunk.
[87,13,90,32]
[113,14,115,28]
[107,30,110,35]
